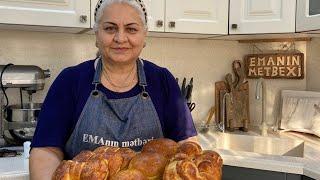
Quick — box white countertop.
[198,129,320,180]
[0,156,29,180]
[0,130,320,180]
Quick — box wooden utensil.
[215,81,227,125]
[199,106,215,133]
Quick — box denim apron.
[65,57,163,158]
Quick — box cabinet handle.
[231,24,238,29]
[168,21,176,28]
[80,15,88,23]
[156,20,163,27]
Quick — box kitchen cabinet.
[89,0,228,36]
[0,0,90,29]
[144,0,165,32]
[91,0,99,30]
[229,0,296,34]
[223,165,315,180]
[296,0,320,33]
[0,0,315,37]
[145,0,228,34]
[164,0,228,34]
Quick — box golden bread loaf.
[117,147,136,170]
[52,138,222,180]
[163,149,223,180]
[52,158,108,180]
[80,157,109,180]
[110,169,147,180]
[73,151,95,162]
[176,141,202,157]
[141,138,178,159]
[90,147,123,177]
[163,159,203,180]
[52,160,82,180]
[128,152,168,179]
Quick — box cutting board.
[225,60,250,131]
[226,81,249,131]
[215,60,250,132]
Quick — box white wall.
[0,29,309,129]
[307,37,320,91]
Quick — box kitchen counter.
[0,130,320,180]
[198,128,320,180]
[0,156,28,180]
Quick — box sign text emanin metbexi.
[244,53,304,79]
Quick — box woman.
[29,0,197,179]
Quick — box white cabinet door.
[144,0,165,32]
[229,0,296,34]
[91,0,99,29]
[165,0,228,34]
[296,0,320,32]
[0,0,90,28]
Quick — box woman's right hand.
[29,147,64,180]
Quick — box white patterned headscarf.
[93,0,148,31]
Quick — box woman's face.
[96,3,147,64]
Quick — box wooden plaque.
[244,53,304,79]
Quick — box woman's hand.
[29,147,64,180]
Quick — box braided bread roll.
[90,146,124,177]
[52,138,223,180]
[163,142,223,180]
[141,138,178,159]
[128,152,168,180]
[52,160,84,180]
[110,169,147,180]
[52,146,136,180]
[52,157,109,180]
[72,151,95,162]
[117,147,137,170]
[176,141,202,157]
[80,157,109,180]
[163,159,204,180]
[194,150,223,180]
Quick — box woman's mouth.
[112,47,129,53]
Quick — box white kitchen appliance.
[0,64,50,146]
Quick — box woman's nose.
[114,30,128,43]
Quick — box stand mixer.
[0,64,50,146]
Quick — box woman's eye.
[127,27,138,33]
[104,26,116,33]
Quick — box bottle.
[23,141,31,159]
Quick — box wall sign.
[244,53,304,79]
